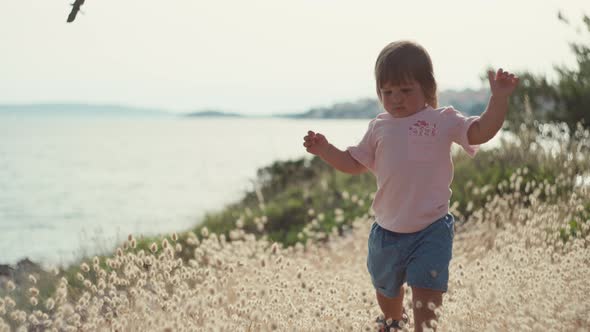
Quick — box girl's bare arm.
[319,143,367,175]
[303,130,367,175]
[468,68,519,145]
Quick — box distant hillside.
[185,110,243,118]
[282,88,489,119]
[439,88,490,116]
[279,98,380,119]
[0,104,172,117]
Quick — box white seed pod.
[6,280,16,293]
[150,243,158,253]
[434,307,443,318]
[427,302,436,311]
[166,247,174,258]
[28,314,39,326]
[29,288,39,297]
[430,319,438,331]
[80,263,90,273]
[45,298,55,311]
[29,297,38,306]
[5,297,15,309]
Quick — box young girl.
[302,40,518,331]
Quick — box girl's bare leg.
[375,285,405,327]
[411,286,443,332]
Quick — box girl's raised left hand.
[488,68,519,98]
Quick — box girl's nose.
[391,91,404,102]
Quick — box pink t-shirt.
[346,105,479,233]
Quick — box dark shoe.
[375,311,409,331]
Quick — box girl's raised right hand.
[303,130,329,156]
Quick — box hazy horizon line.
[0,86,489,117]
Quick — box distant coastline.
[0,103,172,117]
[0,89,489,119]
[278,88,489,119]
[185,110,243,118]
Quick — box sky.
[1,0,589,115]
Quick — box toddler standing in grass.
[302,40,519,331]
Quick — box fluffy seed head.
[271,243,279,255]
[45,298,55,311]
[29,288,39,297]
[428,302,436,311]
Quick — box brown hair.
[374,40,438,108]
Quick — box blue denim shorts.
[367,213,455,298]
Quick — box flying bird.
[67,0,85,23]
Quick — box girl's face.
[379,80,427,118]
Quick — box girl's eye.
[401,89,412,93]
[383,91,392,95]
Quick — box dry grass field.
[1,175,588,331]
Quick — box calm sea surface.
[0,115,370,266]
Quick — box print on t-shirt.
[408,120,438,161]
[409,120,438,137]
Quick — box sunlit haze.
[1,0,589,115]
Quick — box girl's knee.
[376,285,405,300]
